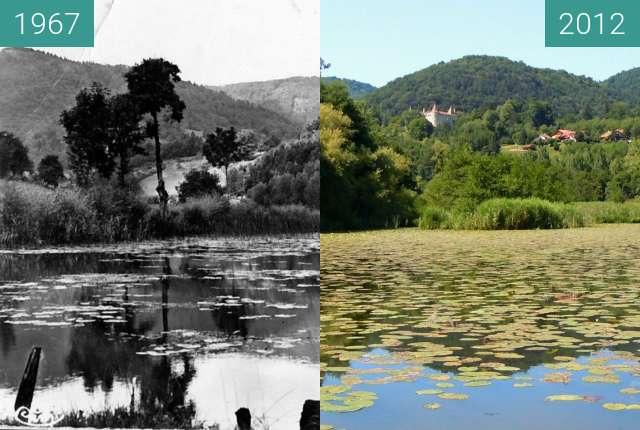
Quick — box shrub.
[467,198,584,230]
[87,181,150,241]
[177,169,222,202]
[37,155,64,187]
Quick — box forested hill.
[0,48,298,162]
[605,68,640,105]
[322,76,377,99]
[209,76,319,127]
[365,55,619,118]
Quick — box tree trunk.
[299,400,320,430]
[153,112,169,217]
[119,150,127,188]
[15,347,41,411]
[235,408,251,430]
[224,164,229,196]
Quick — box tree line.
[320,78,640,231]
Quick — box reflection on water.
[0,235,319,429]
[321,226,640,430]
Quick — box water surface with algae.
[321,226,640,430]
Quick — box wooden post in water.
[300,399,320,429]
[14,346,41,411]
[235,407,251,430]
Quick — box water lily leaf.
[603,403,627,411]
[436,382,455,388]
[438,393,469,400]
[546,395,584,401]
[416,389,442,395]
[465,381,491,387]
[583,375,620,384]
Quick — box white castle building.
[422,104,458,127]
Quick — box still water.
[0,235,319,429]
[321,226,640,430]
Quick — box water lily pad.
[416,389,443,395]
[546,395,584,402]
[603,403,627,411]
[438,393,469,400]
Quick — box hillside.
[365,55,617,118]
[0,48,299,162]
[322,77,377,99]
[209,76,319,126]
[605,68,640,105]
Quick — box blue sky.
[321,0,640,87]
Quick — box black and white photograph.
[0,1,320,429]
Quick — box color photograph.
[321,1,640,429]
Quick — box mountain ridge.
[208,76,319,126]
[0,48,299,162]
[362,55,628,117]
[322,76,377,99]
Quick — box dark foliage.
[60,83,114,185]
[108,94,146,186]
[203,127,245,184]
[176,169,222,203]
[246,122,320,208]
[37,155,64,187]
[0,131,32,177]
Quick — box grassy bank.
[419,198,640,230]
[0,180,319,247]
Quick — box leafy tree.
[407,117,434,140]
[108,94,146,187]
[321,80,375,149]
[0,132,32,178]
[526,101,555,128]
[37,155,64,187]
[177,169,222,202]
[125,58,186,216]
[60,83,113,186]
[203,127,245,189]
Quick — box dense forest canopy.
[322,77,377,99]
[365,56,629,120]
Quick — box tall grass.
[419,198,587,230]
[574,201,640,224]
[0,180,319,247]
[468,198,585,230]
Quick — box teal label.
[546,0,640,47]
[0,0,94,47]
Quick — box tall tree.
[125,59,186,216]
[0,132,33,178]
[60,83,113,186]
[37,155,64,187]
[108,94,146,187]
[203,127,244,192]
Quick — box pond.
[321,226,640,430]
[0,235,319,430]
